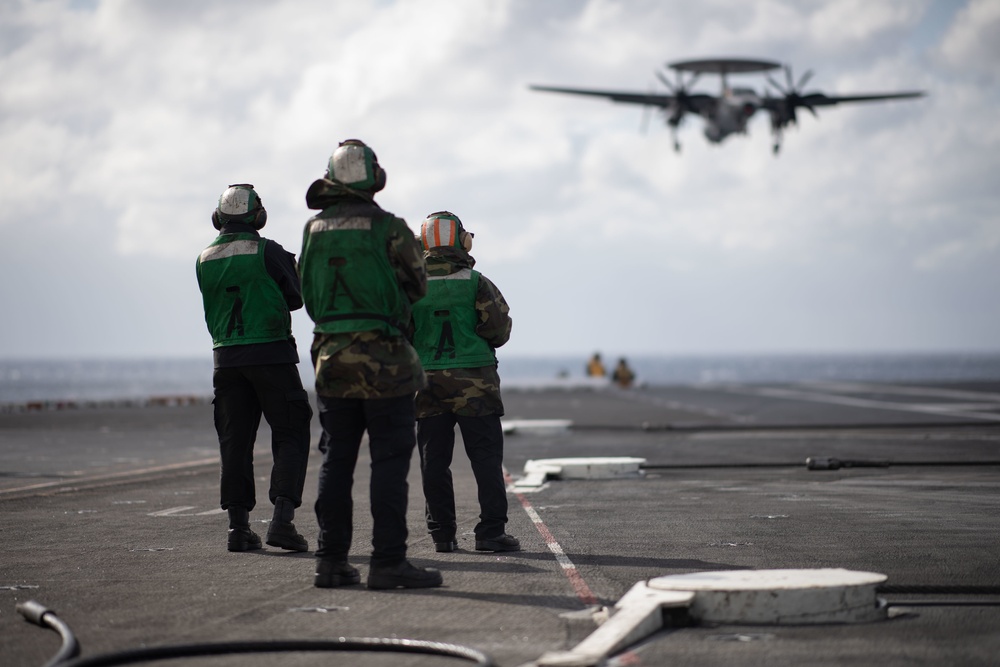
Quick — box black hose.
[639,459,1000,471]
[571,421,1000,433]
[641,462,800,470]
[16,600,80,667]
[880,584,1000,608]
[885,600,1000,607]
[878,585,1000,595]
[17,600,496,667]
[58,639,497,667]
[806,458,1000,470]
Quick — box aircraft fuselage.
[700,87,761,144]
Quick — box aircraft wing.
[761,91,925,111]
[529,85,716,113]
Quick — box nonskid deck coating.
[1,382,999,666]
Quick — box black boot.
[266,497,308,552]
[367,560,443,590]
[315,558,361,588]
[227,506,262,552]
[475,533,520,552]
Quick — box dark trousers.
[417,413,508,542]
[314,394,416,565]
[213,364,312,511]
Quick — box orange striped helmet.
[420,211,472,251]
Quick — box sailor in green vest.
[196,184,312,553]
[412,211,519,553]
[299,140,442,590]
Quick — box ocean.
[2,352,1000,409]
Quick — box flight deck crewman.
[613,357,636,388]
[299,139,442,590]
[412,211,519,554]
[196,184,312,553]
[586,353,606,378]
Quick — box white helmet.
[327,139,386,192]
[212,183,266,230]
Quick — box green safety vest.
[412,268,497,370]
[197,233,291,348]
[299,210,408,335]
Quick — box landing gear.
[670,127,682,153]
[771,126,783,156]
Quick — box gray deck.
[2,381,999,666]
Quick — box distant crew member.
[196,184,312,553]
[412,211,519,554]
[586,352,606,378]
[299,139,442,590]
[613,358,636,389]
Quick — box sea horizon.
[2,351,1000,409]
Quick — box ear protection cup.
[212,209,222,230]
[249,208,267,230]
[371,161,386,193]
[460,230,473,252]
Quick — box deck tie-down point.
[512,457,646,491]
[533,568,887,667]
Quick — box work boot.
[314,558,361,588]
[367,560,443,590]
[227,506,262,552]
[266,497,308,552]
[475,533,520,552]
[434,541,458,553]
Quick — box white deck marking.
[148,506,196,517]
[721,384,1000,422]
[0,457,219,496]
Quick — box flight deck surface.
[2,381,998,666]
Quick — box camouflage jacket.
[414,247,511,419]
[302,179,427,399]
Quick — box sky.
[1,0,998,362]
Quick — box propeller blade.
[656,70,675,92]
[767,75,786,94]
[805,104,818,118]
[640,85,653,134]
[784,65,793,90]
[797,69,814,90]
[687,71,701,90]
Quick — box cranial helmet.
[420,211,473,252]
[212,183,267,230]
[327,139,386,193]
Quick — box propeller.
[655,68,701,125]
[655,68,700,152]
[766,65,817,126]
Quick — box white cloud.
[938,0,1000,75]
[0,0,998,357]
